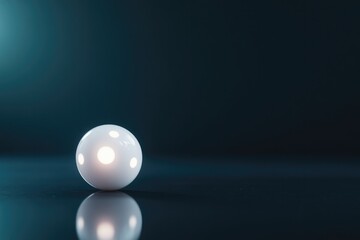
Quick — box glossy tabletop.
[1,156,360,239]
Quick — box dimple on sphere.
[76,124,142,190]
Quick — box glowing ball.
[76,124,142,190]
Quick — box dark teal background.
[0,1,360,156]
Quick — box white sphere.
[76,192,142,240]
[76,124,142,190]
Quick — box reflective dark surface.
[76,192,142,240]
[1,156,360,239]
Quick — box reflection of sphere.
[76,124,142,190]
[76,192,142,240]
